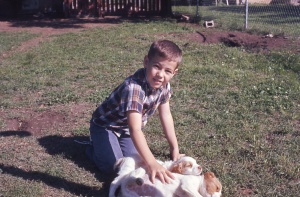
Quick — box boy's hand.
[171,150,185,161]
[148,161,175,184]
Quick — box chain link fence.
[172,0,300,38]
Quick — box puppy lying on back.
[118,168,222,197]
[109,155,202,197]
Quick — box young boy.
[86,40,184,184]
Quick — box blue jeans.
[86,122,139,174]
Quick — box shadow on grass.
[0,15,175,30]
[1,17,122,29]
[0,132,113,196]
[0,130,31,137]
[37,135,115,196]
[38,135,93,170]
[0,164,106,196]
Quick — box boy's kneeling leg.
[87,124,124,174]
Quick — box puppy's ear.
[204,172,222,193]
[204,172,216,179]
[170,162,183,173]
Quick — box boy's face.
[144,55,178,89]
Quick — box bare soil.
[0,17,120,59]
[0,103,92,136]
[174,30,300,53]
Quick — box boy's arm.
[127,110,174,184]
[158,101,184,161]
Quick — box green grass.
[0,19,299,196]
[0,31,38,55]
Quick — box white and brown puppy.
[118,168,222,197]
[109,155,202,197]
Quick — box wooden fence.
[100,0,167,16]
[64,0,172,17]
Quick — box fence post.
[196,0,199,19]
[244,0,248,29]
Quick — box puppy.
[118,168,222,197]
[109,155,202,197]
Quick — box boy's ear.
[174,68,178,75]
[143,55,149,68]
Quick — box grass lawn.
[0,16,299,196]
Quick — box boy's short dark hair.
[148,40,182,68]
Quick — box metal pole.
[196,0,199,19]
[244,0,248,29]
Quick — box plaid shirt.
[92,68,172,136]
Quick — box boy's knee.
[86,145,117,174]
[98,163,115,174]
[94,156,116,174]
[85,145,93,160]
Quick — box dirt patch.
[0,17,121,59]
[5,111,66,136]
[0,103,92,136]
[168,31,300,53]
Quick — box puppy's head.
[170,156,202,175]
[202,171,222,197]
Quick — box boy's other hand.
[171,151,185,161]
[148,161,175,184]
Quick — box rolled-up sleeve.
[120,83,145,114]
